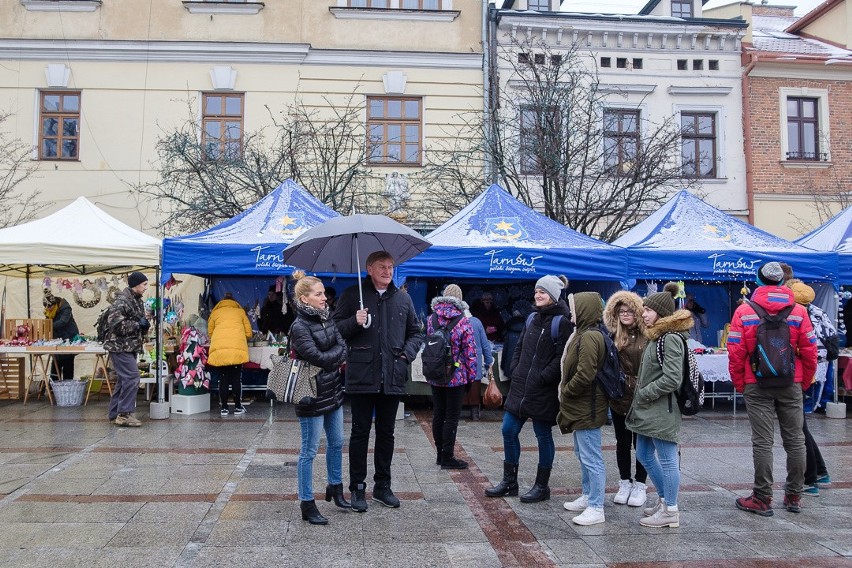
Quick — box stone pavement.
[0,395,851,568]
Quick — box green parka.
[557,292,609,434]
[625,309,693,444]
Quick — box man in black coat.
[333,251,423,512]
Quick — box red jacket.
[727,285,817,393]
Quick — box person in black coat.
[289,272,349,525]
[333,251,424,513]
[43,290,80,380]
[486,275,572,504]
[258,286,294,335]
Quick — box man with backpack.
[728,261,817,517]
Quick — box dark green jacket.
[558,292,608,434]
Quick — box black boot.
[300,500,328,525]
[350,483,368,513]
[519,466,551,503]
[485,461,519,497]
[325,483,351,509]
[440,452,469,470]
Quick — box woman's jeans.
[611,411,647,483]
[431,384,467,459]
[298,406,344,501]
[636,435,680,507]
[573,428,606,508]
[501,410,555,468]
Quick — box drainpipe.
[482,0,491,184]
[742,52,759,224]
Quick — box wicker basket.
[50,380,87,407]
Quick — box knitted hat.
[535,275,566,303]
[789,281,815,306]
[442,284,463,300]
[127,271,148,288]
[756,261,784,286]
[42,289,57,307]
[643,282,678,318]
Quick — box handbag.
[482,369,503,410]
[267,353,319,404]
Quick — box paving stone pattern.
[0,397,850,567]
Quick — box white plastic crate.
[171,393,210,415]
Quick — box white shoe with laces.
[572,506,605,526]
[563,494,589,512]
[613,479,632,505]
[627,481,647,507]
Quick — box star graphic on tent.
[704,224,720,235]
[279,215,297,227]
[494,220,514,232]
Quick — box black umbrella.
[283,214,431,327]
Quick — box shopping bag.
[482,369,503,410]
[267,354,318,404]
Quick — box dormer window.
[527,0,550,10]
[671,0,693,18]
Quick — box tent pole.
[155,268,163,403]
[26,266,31,318]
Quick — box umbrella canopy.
[283,214,431,274]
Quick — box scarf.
[295,299,330,322]
[44,303,58,320]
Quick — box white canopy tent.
[0,196,161,276]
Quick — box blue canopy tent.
[795,206,852,283]
[396,184,628,284]
[614,190,838,346]
[162,179,340,279]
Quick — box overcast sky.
[494,0,828,17]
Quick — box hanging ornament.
[72,278,102,308]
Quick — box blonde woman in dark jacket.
[603,291,649,508]
[289,272,348,525]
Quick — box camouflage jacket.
[103,287,146,354]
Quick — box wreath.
[106,285,120,305]
[73,279,102,309]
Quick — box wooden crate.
[0,357,25,400]
[3,319,52,341]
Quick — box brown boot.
[114,413,142,427]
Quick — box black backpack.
[421,313,464,385]
[592,325,627,419]
[657,333,705,416]
[95,306,112,342]
[746,300,796,388]
[525,312,564,345]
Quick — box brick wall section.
[747,76,852,196]
[751,6,795,16]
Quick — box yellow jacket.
[207,299,252,367]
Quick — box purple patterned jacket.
[426,296,478,388]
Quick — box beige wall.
[752,197,842,240]
[797,2,849,49]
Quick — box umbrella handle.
[362,313,372,329]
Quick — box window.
[518,53,530,64]
[786,97,822,161]
[527,0,550,9]
[550,54,562,66]
[402,0,442,8]
[681,112,716,178]
[367,96,422,165]
[693,59,703,70]
[348,0,389,6]
[671,0,692,17]
[633,58,643,69]
[616,58,627,69]
[534,53,545,65]
[349,0,446,7]
[601,57,611,68]
[39,91,80,160]
[709,60,719,70]
[520,105,561,175]
[677,59,687,70]
[202,93,244,161]
[603,109,639,175]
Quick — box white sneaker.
[572,506,605,526]
[627,481,647,507]
[563,494,589,512]
[613,479,632,505]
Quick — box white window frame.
[778,87,830,163]
[674,104,727,180]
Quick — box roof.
[751,14,852,57]
[786,0,843,33]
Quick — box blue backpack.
[525,312,563,345]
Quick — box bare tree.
[0,111,44,227]
[418,37,696,241]
[786,137,852,235]
[139,91,372,234]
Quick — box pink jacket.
[727,285,817,393]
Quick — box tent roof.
[397,184,627,282]
[0,196,161,276]
[162,179,340,277]
[795,206,852,281]
[613,190,837,281]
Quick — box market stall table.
[0,346,109,406]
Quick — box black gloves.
[138,317,151,333]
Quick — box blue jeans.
[298,406,344,501]
[636,435,680,507]
[500,410,555,468]
[573,428,606,508]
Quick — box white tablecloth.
[695,353,826,383]
[248,346,284,371]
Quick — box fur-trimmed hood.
[603,290,645,335]
[430,295,468,313]
[645,308,694,340]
